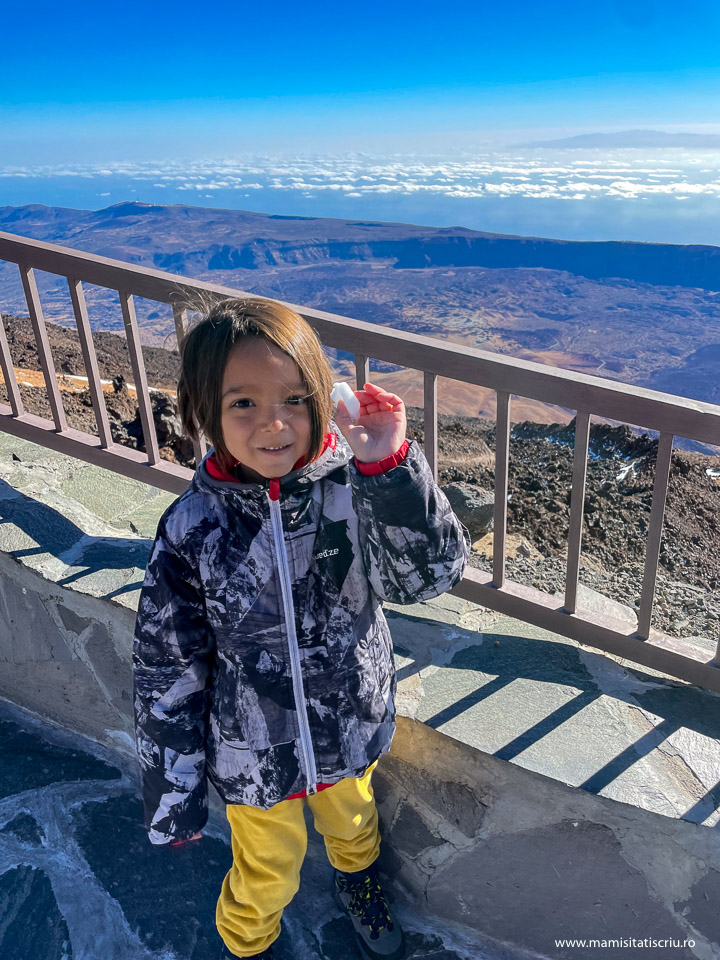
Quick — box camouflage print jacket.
[132,426,471,845]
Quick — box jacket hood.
[190,420,354,499]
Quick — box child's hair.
[177,296,335,474]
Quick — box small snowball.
[331,381,360,420]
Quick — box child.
[132,297,471,960]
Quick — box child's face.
[220,338,312,482]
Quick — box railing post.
[19,265,68,433]
[67,278,113,449]
[493,391,511,588]
[423,372,438,482]
[172,304,189,352]
[0,312,24,417]
[564,412,591,614]
[119,291,161,466]
[637,431,675,640]
[355,354,369,392]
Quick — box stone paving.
[0,699,522,960]
[387,593,720,829]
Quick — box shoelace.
[338,871,394,939]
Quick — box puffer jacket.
[132,425,471,845]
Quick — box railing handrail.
[1,229,719,695]
[1,230,719,445]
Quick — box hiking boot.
[333,862,405,960]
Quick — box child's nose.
[263,404,291,428]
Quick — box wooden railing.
[1,230,719,692]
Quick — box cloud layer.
[2,150,720,204]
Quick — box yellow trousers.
[216,761,380,958]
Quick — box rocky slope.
[1,314,718,645]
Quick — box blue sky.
[3,0,720,245]
[4,0,720,162]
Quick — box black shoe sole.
[220,947,275,959]
[332,883,406,960]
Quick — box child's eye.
[230,397,307,410]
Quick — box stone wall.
[377,719,720,959]
[0,549,137,756]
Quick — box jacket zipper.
[267,485,318,795]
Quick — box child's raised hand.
[333,382,407,463]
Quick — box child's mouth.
[259,444,291,455]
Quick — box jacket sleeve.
[132,512,215,845]
[350,439,471,604]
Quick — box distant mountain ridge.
[516,129,720,149]
[2,201,720,291]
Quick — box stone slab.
[378,717,720,960]
[427,820,694,960]
[0,432,171,612]
[387,602,720,829]
[0,865,74,960]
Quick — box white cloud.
[3,150,720,207]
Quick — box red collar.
[205,432,337,483]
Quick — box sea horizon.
[3,148,720,247]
